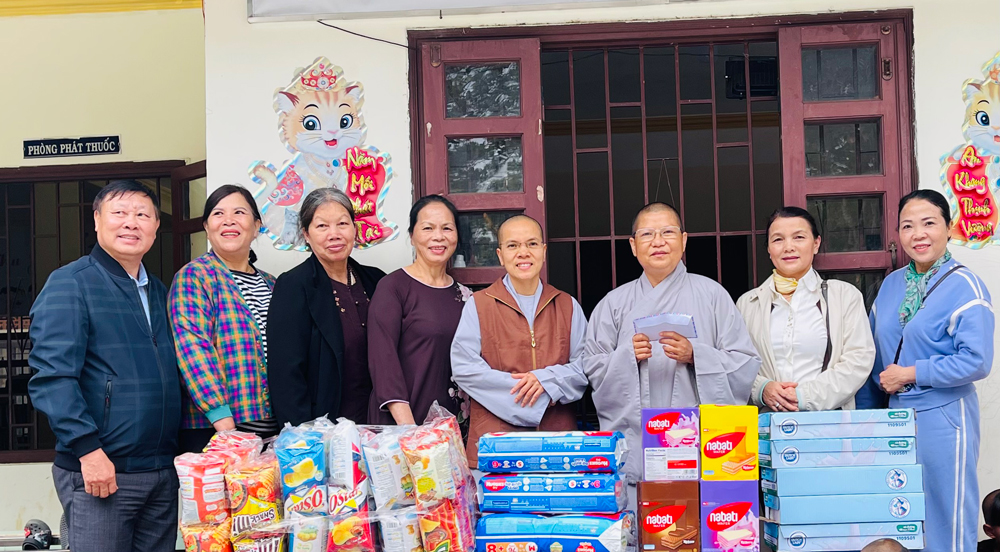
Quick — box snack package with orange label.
[417,499,475,552]
[176,451,232,525]
[699,405,758,481]
[275,426,327,515]
[398,426,464,506]
[227,453,283,541]
[181,518,233,552]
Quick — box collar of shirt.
[769,268,820,304]
[502,274,542,328]
[130,263,149,288]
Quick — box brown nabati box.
[638,481,699,552]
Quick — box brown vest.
[466,278,578,463]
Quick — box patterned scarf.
[898,250,952,327]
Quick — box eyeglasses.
[502,240,543,251]
[632,226,682,243]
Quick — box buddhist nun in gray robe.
[584,203,761,482]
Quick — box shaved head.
[860,539,908,552]
[632,202,682,234]
[498,214,543,243]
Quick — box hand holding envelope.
[632,313,698,364]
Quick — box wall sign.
[250,56,398,251]
[23,136,120,159]
[941,52,1000,248]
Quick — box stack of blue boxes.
[758,409,925,551]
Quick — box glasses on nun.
[632,226,683,243]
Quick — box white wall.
[206,0,1000,532]
[0,7,205,533]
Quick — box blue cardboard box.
[763,493,925,524]
[763,521,924,550]
[479,472,626,513]
[761,465,923,496]
[759,409,915,440]
[478,431,626,473]
[760,437,916,468]
[476,512,635,552]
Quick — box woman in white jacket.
[737,207,875,412]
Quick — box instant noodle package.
[181,519,233,552]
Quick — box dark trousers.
[53,464,178,552]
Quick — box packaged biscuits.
[699,405,758,480]
[638,481,699,552]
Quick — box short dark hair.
[202,185,262,226]
[409,195,459,236]
[767,206,821,238]
[631,202,683,234]
[984,489,1000,526]
[93,179,159,219]
[898,189,952,227]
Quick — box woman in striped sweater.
[169,185,277,453]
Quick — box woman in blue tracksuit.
[856,189,994,552]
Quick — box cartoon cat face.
[964,79,1000,157]
[276,86,365,161]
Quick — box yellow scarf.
[773,270,799,295]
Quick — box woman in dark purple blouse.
[368,195,471,425]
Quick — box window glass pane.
[821,270,884,311]
[577,152,611,237]
[34,182,58,236]
[35,237,58,296]
[802,45,878,102]
[611,107,644,236]
[544,109,575,239]
[159,177,173,217]
[541,51,571,106]
[185,231,208,264]
[681,103,715,233]
[547,241,577,297]
[718,146,752,232]
[685,235,717,281]
[808,196,883,252]
[749,42,779,97]
[14,426,31,450]
[13,393,31,425]
[59,181,79,204]
[0,397,7,451]
[679,45,711,100]
[579,240,611,317]
[9,208,31,316]
[647,159,680,209]
[447,137,523,193]
[574,50,607,149]
[608,48,640,103]
[644,47,676,118]
[445,62,520,118]
[185,177,208,221]
[455,211,519,268]
[8,183,30,207]
[755,233,771,285]
[721,235,752,300]
[715,44,748,143]
[805,119,881,177]
[83,180,106,203]
[615,239,642,285]
[752,101,783,230]
[59,205,81,265]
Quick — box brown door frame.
[171,160,208,271]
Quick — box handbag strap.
[821,280,832,372]
[892,263,965,364]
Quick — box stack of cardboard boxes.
[639,405,760,552]
[759,409,925,551]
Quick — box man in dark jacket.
[28,179,181,552]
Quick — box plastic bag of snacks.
[379,507,423,552]
[287,513,328,552]
[328,486,375,551]
[417,499,474,552]
[227,452,283,541]
[326,419,368,492]
[362,427,415,510]
[181,518,233,552]
[176,451,232,525]
[424,403,467,464]
[232,531,285,552]
[275,426,328,515]
[207,430,263,460]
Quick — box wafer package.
[642,409,700,481]
[699,405,758,480]
[638,481,699,552]
[700,480,759,552]
[475,511,636,552]
[479,472,626,513]
[477,431,627,473]
[176,451,232,525]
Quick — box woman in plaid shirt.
[169,185,277,452]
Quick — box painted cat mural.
[250,57,397,250]
[941,52,1000,248]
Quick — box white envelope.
[632,312,698,339]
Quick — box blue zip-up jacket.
[28,244,181,473]
[856,258,994,411]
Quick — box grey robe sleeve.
[690,292,761,405]
[535,298,590,404]
[450,299,549,427]
[583,294,643,482]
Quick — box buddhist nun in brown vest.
[450,215,589,463]
[584,203,761,482]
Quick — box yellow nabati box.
[699,405,759,480]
